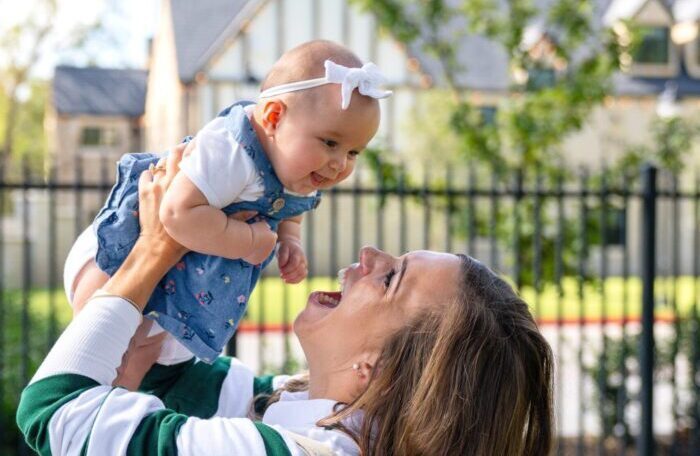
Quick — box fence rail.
[0,154,699,455]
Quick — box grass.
[2,275,700,331]
[243,276,700,324]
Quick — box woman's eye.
[384,269,396,288]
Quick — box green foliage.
[363,147,403,190]
[349,0,690,294]
[0,81,49,170]
[617,117,700,175]
[1,289,69,452]
[586,316,700,446]
[351,0,626,173]
[0,0,104,172]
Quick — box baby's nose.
[328,154,347,173]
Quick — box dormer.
[515,25,566,90]
[674,0,700,78]
[605,0,678,78]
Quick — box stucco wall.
[145,0,185,150]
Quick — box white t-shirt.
[178,104,315,209]
[178,105,265,209]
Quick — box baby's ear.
[261,100,285,134]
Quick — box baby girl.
[64,40,391,365]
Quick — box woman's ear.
[261,100,285,136]
[353,359,376,390]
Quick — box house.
[144,0,416,153]
[47,65,148,183]
[142,0,700,275]
[145,0,700,164]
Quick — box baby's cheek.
[336,164,355,183]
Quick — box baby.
[65,40,391,365]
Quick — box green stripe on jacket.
[126,409,188,455]
[254,422,293,456]
[139,357,232,418]
[16,374,100,456]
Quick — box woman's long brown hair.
[258,255,554,455]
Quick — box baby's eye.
[322,139,338,149]
[348,150,360,159]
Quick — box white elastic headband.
[258,60,393,110]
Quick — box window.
[526,67,556,91]
[478,106,497,126]
[80,127,120,147]
[634,26,670,64]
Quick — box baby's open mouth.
[310,172,327,187]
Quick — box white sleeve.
[179,117,258,209]
[30,295,141,386]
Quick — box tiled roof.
[53,66,147,116]
[407,0,700,96]
[167,0,700,96]
[170,0,251,82]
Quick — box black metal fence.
[1,154,699,455]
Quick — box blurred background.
[1,0,700,454]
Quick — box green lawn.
[3,276,699,331]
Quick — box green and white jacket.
[16,296,359,455]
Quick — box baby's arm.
[159,173,277,263]
[277,216,308,284]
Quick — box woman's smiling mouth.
[310,291,342,308]
[308,267,348,309]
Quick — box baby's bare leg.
[72,258,166,390]
[72,260,109,315]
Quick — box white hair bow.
[258,59,393,109]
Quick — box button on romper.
[93,102,322,362]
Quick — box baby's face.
[267,87,380,195]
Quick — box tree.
[0,0,107,174]
[351,0,630,288]
[0,0,57,170]
[351,0,626,174]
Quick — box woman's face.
[294,247,462,371]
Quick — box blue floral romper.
[93,102,322,362]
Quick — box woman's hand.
[105,143,190,389]
[102,143,189,309]
[136,144,189,265]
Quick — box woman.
[17,146,554,455]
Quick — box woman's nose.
[359,246,389,275]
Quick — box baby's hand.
[243,220,278,265]
[277,238,308,284]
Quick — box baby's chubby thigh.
[65,227,194,365]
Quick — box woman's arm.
[24,149,187,387]
[102,150,188,308]
[16,146,302,455]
